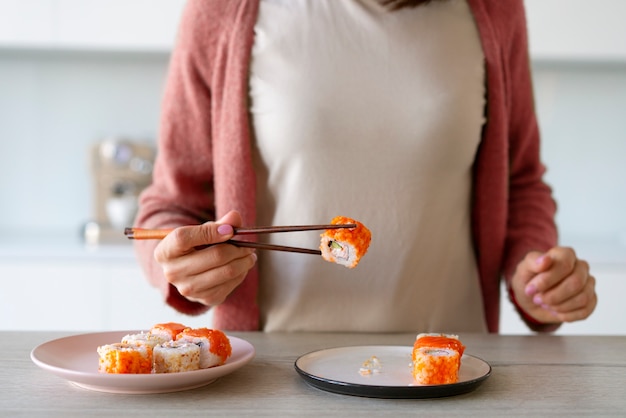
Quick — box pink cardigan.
[135,0,558,333]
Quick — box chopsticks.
[220,240,323,255]
[124,224,356,255]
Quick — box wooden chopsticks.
[220,240,323,255]
[124,224,356,255]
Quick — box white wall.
[533,63,626,252]
[525,0,626,62]
[0,51,168,232]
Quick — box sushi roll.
[176,328,232,368]
[153,341,201,373]
[121,332,169,349]
[411,333,465,385]
[97,343,153,374]
[150,322,188,340]
[319,216,371,268]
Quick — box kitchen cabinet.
[0,0,186,52]
[0,251,212,331]
[1,261,110,330]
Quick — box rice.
[150,322,188,340]
[121,332,169,349]
[97,343,153,374]
[153,341,201,373]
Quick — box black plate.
[294,345,491,399]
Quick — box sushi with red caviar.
[97,343,153,374]
[176,327,232,368]
[150,322,188,340]
[97,323,232,374]
[411,333,465,385]
[320,216,371,268]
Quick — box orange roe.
[320,216,372,268]
[98,344,152,374]
[177,328,232,363]
[412,348,461,385]
[325,216,371,249]
[413,336,465,359]
[411,335,465,385]
[151,322,188,339]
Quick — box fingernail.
[525,284,537,296]
[536,255,546,265]
[251,252,258,263]
[533,294,543,305]
[542,305,558,317]
[217,224,233,235]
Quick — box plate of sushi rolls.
[30,322,255,394]
[294,333,490,399]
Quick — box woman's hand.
[510,247,597,325]
[153,210,257,307]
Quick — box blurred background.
[0,0,624,333]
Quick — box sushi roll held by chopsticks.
[320,216,372,268]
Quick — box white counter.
[0,229,136,262]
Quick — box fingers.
[534,257,589,304]
[523,247,576,297]
[163,244,257,307]
[159,239,251,279]
[538,268,598,323]
[511,246,598,325]
[174,250,258,306]
[152,210,258,306]
[155,210,242,260]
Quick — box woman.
[134,0,597,332]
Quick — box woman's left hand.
[510,247,598,325]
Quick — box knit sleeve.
[133,0,223,315]
[500,1,559,331]
[501,1,558,276]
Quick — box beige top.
[250,0,487,332]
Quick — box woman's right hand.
[153,210,257,307]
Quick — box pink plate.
[31,331,254,394]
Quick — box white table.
[2,332,625,416]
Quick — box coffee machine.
[84,137,156,244]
